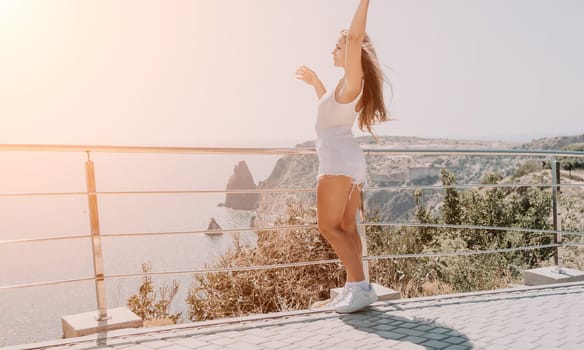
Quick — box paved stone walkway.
[6,282,584,350]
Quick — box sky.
[1,0,583,147]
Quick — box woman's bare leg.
[341,184,365,279]
[317,175,365,283]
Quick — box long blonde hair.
[343,31,390,137]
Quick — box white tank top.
[315,87,361,134]
[314,83,367,185]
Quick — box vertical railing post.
[85,152,109,321]
[551,159,563,272]
[357,188,369,281]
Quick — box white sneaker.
[334,283,377,313]
[327,286,349,308]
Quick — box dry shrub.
[187,202,520,323]
[127,263,182,324]
[562,234,584,271]
[186,201,345,321]
[419,280,456,296]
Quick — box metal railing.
[1,144,584,321]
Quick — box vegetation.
[367,168,554,296]
[557,179,584,270]
[560,143,584,176]
[127,263,182,324]
[181,167,560,320]
[185,203,344,321]
[513,160,545,179]
[129,136,584,322]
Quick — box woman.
[296,0,388,313]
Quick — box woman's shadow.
[338,306,473,349]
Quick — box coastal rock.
[225,161,259,210]
[206,217,223,236]
[257,142,319,218]
[256,136,522,221]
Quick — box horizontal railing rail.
[2,144,584,157]
[2,224,583,246]
[6,239,582,291]
[1,242,570,291]
[1,144,583,321]
[2,182,584,198]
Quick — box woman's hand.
[296,66,319,86]
[296,65,326,99]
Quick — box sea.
[0,150,281,346]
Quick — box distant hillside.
[517,134,584,150]
[256,134,584,222]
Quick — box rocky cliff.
[256,136,525,220]
[225,161,259,210]
[255,134,584,221]
[257,141,319,219]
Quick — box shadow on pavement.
[339,306,473,349]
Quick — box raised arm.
[338,0,369,103]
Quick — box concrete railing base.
[524,266,584,286]
[61,307,142,339]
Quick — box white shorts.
[315,128,366,186]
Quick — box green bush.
[367,168,553,295]
[560,143,584,175]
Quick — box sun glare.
[0,1,38,29]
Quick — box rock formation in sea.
[224,161,259,210]
[206,217,223,236]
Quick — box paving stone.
[260,340,289,349]
[138,339,171,349]
[412,324,435,332]
[293,338,323,348]
[372,323,396,332]
[375,330,408,340]
[157,345,191,350]
[392,327,426,338]
[115,345,155,350]
[317,335,347,345]
[421,339,452,349]
[391,341,426,350]
[432,327,455,334]
[309,342,339,350]
[222,342,260,350]
[111,344,139,350]
[195,345,223,350]
[9,283,584,350]
[424,332,452,341]
[442,336,469,345]
[167,337,207,348]
[238,334,270,345]
[243,328,274,338]
[194,333,225,342]
[398,321,419,329]
[365,338,403,348]
[208,336,238,346]
[398,335,427,345]
[443,345,471,350]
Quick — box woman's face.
[331,36,346,67]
